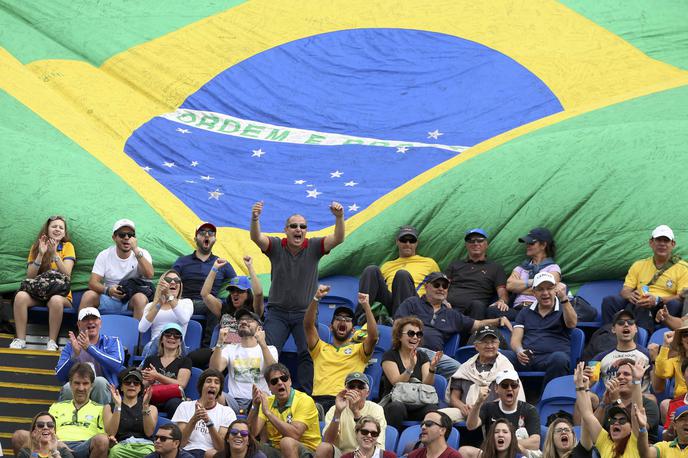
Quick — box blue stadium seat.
[434,375,448,408]
[376,325,392,353]
[100,314,139,364]
[185,319,203,352]
[209,325,220,348]
[443,333,461,359]
[454,345,477,363]
[318,275,359,308]
[538,375,576,425]
[155,415,172,433]
[385,425,399,452]
[650,327,670,346]
[185,367,203,400]
[576,280,624,328]
[636,327,649,348]
[365,361,383,401]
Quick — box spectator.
[407,410,460,458]
[655,325,688,408]
[10,215,76,351]
[340,416,396,458]
[318,372,387,457]
[13,363,109,458]
[104,367,157,457]
[574,362,640,458]
[306,287,377,412]
[636,403,688,458]
[602,225,688,332]
[55,307,124,404]
[141,323,192,417]
[144,423,194,458]
[79,218,154,319]
[209,309,277,415]
[356,225,440,324]
[463,370,540,458]
[479,419,521,458]
[446,228,509,320]
[542,416,591,458]
[380,316,440,430]
[440,326,524,423]
[248,363,321,458]
[501,227,561,321]
[250,201,344,393]
[15,411,74,458]
[173,222,236,344]
[212,419,266,458]
[659,360,688,441]
[395,272,511,378]
[509,271,577,389]
[139,270,194,360]
[172,368,236,458]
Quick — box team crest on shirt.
[667,280,674,288]
[344,347,353,355]
[286,413,293,424]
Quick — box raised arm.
[200,259,226,318]
[466,385,488,430]
[556,285,577,328]
[358,293,378,355]
[244,256,264,317]
[305,285,330,350]
[250,201,269,252]
[323,201,345,252]
[575,362,602,449]
[130,237,153,279]
[634,401,657,458]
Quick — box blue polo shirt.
[172,252,236,300]
[514,299,571,356]
[395,296,475,351]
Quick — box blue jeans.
[416,347,460,379]
[98,294,130,313]
[64,439,92,458]
[264,307,313,393]
[506,350,569,389]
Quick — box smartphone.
[524,349,534,358]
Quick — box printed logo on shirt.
[344,347,353,355]
[286,413,293,424]
[667,279,674,288]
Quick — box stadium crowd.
[7,207,688,458]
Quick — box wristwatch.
[205,420,215,428]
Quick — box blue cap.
[675,405,688,420]
[464,228,488,241]
[161,322,183,335]
[227,276,251,291]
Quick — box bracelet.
[114,406,122,413]
[142,408,151,416]
[135,251,144,259]
[404,368,413,375]
[211,267,219,273]
[632,380,641,385]
[313,296,320,302]
[205,420,214,428]
[215,343,224,350]
[429,368,436,374]
[560,299,570,304]
[52,256,60,262]
[638,427,648,434]
[105,287,110,297]
[32,260,41,267]
[575,387,587,391]
[353,416,362,423]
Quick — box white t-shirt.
[138,299,194,338]
[221,343,278,399]
[92,245,153,287]
[171,400,235,451]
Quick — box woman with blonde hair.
[341,416,396,458]
[542,415,591,458]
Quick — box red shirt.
[408,446,462,458]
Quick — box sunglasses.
[466,238,486,244]
[288,223,307,229]
[499,381,519,389]
[154,435,174,442]
[35,421,55,429]
[116,232,135,239]
[430,281,449,289]
[615,319,635,326]
[197,229,216,236]
[358,428,380,437]
[405,330,424,338]
[421,420,443,428]
[347,382,368,390]
[398,236,417,244]
[123,379,141,386]
[609,417,629,425]
[270,374,290,385]
[163,332,182,340]
[229,428,250,437]
[163,276,181,284]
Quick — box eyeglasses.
[358,428,380,437]
[116,232,135,239]
[466,238,486,244]
[614,319,635,326]
[421,420,443,428]
[154,435,173,442]
[405,330,424,338]
[123,379,141,386]
[197,229,216,236]
[609,417,629,425]
[347,382,368,390]
[398,236,417,244]
[35,421,55,429]
[430,281,448,289]
[163,332,182,340]
[163,276,181,284]
[269,374,290,385]
[288,223,307,229]
[554,427,572,434]
[333,315,353,322]
[229,428,250,437]
[499,381,519,389]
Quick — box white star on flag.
[427,129,443,139]
[208,189,223,200]
[330,170,343,178]
[176,128,191,134]
[185,180,196,184]
[163,161,175,168]
[252,149,266,157]
[141,166,152,172]
[344,181,358,187]
[190,161,199,167]
[200,175,214,181]
[396,146,409,154]
[348,204,360,212]
[306,189,322,198]
[294,180,306,185]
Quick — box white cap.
[533,272,557,288]
[652,225,675,241]
[78,307,101,321]
[113,219,136,233]
[495,369,520,384]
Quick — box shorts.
[64,439,92,458]
[260,442,315,458]
[99,294,130,314]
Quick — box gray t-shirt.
[264,236,327,312]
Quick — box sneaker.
[9,338,26,349]
[46,339,59,351]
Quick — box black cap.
[235,308,262,325]
[518,227,553,244]
[612,309,636,322]
[398,225,418,239]
[118,367,143,384]
[331,306,354,323]
[473,325,500,341]
[425,272,449,284]
[606,405,631,425]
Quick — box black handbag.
[19,270,71,301]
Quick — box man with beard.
[209,309,278,415]
[79,218,154,319]
[408,410,460,458]
[250,201,345,393]
[55,307,124,404]
[143,423,194,458]
[173,222,236,342]
[172,368,236,458]
[305,287,377,412]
